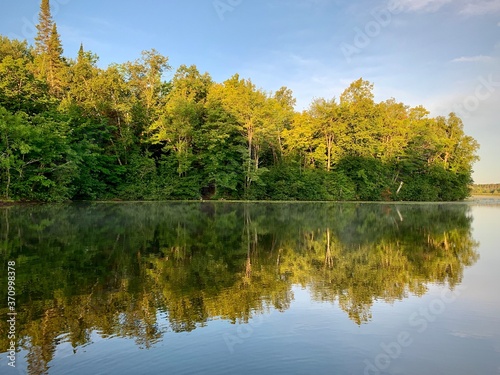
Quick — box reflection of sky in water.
[42,277,500,375]
[1,202,499,375]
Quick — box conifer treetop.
[35,0,53,54]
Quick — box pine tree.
[77,43,84,63]
[33,0,65,97]
[46,23,63,95]
[35,0,53,54]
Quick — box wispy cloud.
[459,0,500,15]
[452,55,495,63]
[393,0,500,15]
[288,54,321,69]
[393,0,453,13]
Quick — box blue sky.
[1,0,499,183]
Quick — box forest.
[0,0,480,202]
[472,184,500,195]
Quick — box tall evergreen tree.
[33,0,64,97]
[77,43,84,63]
[34,0,53,55]
[46,23,63,95]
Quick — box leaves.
[0,22,479,202]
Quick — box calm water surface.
[1,200,499,375]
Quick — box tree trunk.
[246,126,253,190]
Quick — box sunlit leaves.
[0,26,480,202]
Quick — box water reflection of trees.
[0,203,479,374]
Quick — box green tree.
[309,97,345,171]
[60,44,99,114]
[121,49,170,125]
[375,99,410,163]
[34,0,53,55]
[283,111,319,169]
[339,78,378,157]
[33,0,65,96]
[271,86,296,161]
[150,65,211,177]
[214,75,271,193]
[201,88,245,198]
[45,23,64,96]
[0,51,51,115]
[0,22,482,203]
[0,107,76,201]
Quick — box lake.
[1,200,499,375]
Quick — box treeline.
[0,0,479,202]
[472,184,500,195]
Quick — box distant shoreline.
[469,194,500,198]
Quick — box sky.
[1,0,499,183]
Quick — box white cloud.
[392,0,452,13]
[288,54,321,69]
[452,55,495,63]
[459,0,500,15]
[392,0,500,15]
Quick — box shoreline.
[2,196,500,206]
